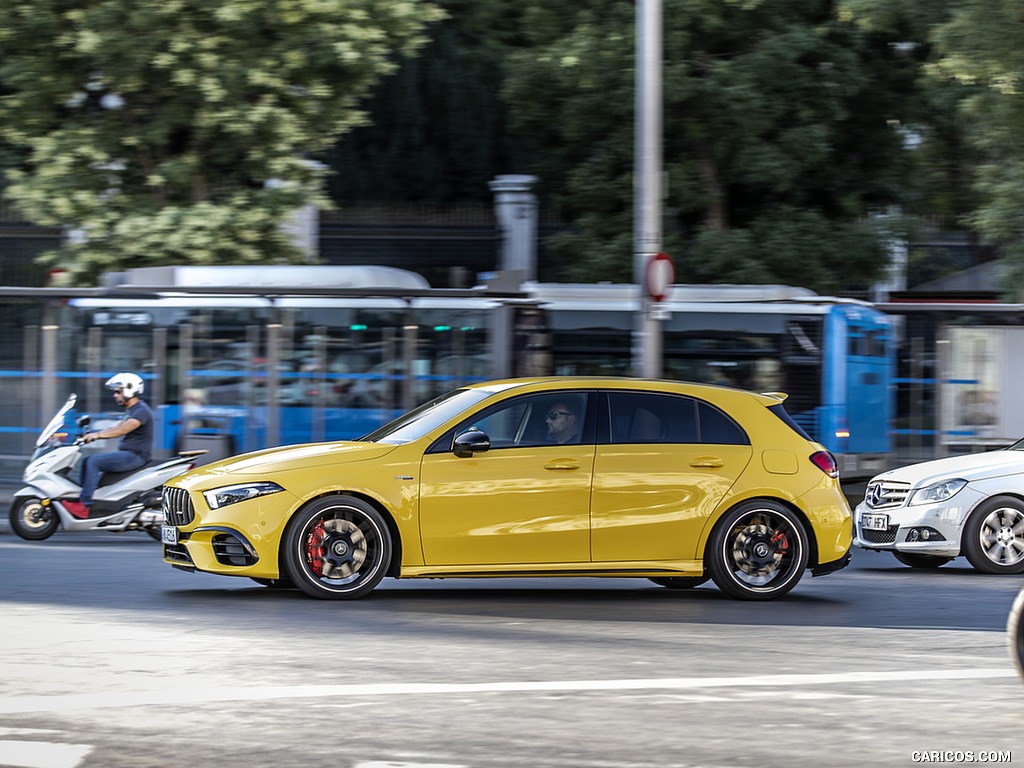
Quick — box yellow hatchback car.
[161,377,852,600]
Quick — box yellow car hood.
[183,440,398,481]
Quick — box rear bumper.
[811,548,851,577]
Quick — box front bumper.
[852,492,978,558]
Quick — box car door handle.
[689,456,724,468]
[544,459,581,470]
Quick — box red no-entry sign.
[644,252,674,302]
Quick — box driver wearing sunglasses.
[545,400,580,445]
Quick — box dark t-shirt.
[119,399,154,460]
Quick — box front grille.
[864,480,911,509]
[860,524,899,544]
[212,533,258,567]
[163,486,195,526]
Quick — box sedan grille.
[860,524,899,544]
[864,480,911,510]
[163,486,195,526]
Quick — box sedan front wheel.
[283,495,392,599]
[962,496,1024,574]
[707,501,809,600]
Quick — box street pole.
[633,0,663,378]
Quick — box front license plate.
[861,513,889,531]
[160,525,178,545]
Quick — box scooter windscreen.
[37,393,78,448]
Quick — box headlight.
[203,482,285,510]
[908,478,967,506]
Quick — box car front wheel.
[707,501,809,600]
[283,495,392,600]
[962,496,1024,574]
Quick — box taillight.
[810,450,839,478]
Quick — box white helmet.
[105,372,144,399]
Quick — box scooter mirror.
[77,414,91,428]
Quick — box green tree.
[502,0,925,293]
[0,0,443,284]
[842,0,1024,295]
[325,1,534,204]
[930,0,1024,296]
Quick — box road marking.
[0,740,92,768]
[0,667,1013,715]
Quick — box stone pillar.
[488,174,538,283]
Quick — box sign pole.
[633,0,663,378]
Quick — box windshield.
[1007,439,1024,451]
[37,394,77,447]
[360,388,495,444]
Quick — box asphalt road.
[1,511,1022,768]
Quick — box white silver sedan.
[854,442,1024,573]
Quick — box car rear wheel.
[707,501,809,600]
[892,552,954,569]
[962,496,1024,574]
[283,495,392,600]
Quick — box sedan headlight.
[908,478,967,506]
[203,482,285,510]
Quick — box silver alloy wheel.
[963,496,1024,574]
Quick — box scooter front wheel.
[9,497,60,541]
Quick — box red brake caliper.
[771,529,789,552]
[305,520,327,576]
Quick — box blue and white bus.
[531,282,895,476]
[1,269,895,476]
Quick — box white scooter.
[8,393,204,541]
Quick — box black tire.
[145,527,163,541]
[649,576,710,589]
[1007,586,1024,685]
[9,498,60,541]
[707,501,810,600]
[892,552,954,569]
[962,496,1024,574]
[282,495,392,600]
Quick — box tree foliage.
[0,0,443,283]
[842,0,1024,296]
[931,0,1024,296]
[497,0,932,293]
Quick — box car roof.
[464,376,787,406]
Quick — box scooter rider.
[62,373,154,519]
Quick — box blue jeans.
[79,450,147,505]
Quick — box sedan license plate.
[861,513,889,531]
[160,525,178,545]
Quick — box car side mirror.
[453,429,490,458]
